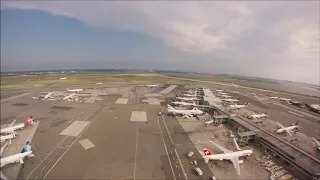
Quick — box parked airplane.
[222,98,240,103]
[63,92,76,100]
[200,141,253,175]
[145,84,161,88]
[176,96,199,101]
[228,103,248,110]
[167,105,203,118]
[96,82,103,85]
[220,95,232,98]
[0,134,15,144]
[279,98,292,102]
[181,93,197,97]
[248,111,268,119]
[66,88,83,93]
[172,100,197,107]
[311,137,320,150]
[1,141,35,179]
[276,121,299,135]
[60,77,66,80]
[0,116,33,135]
[205,120,214,125]
[44,92,52,99]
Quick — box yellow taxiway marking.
[133,123,139,180]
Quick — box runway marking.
[26,107,100,179]
[157,116,176,180]
[48,159,53,163]
[174,148,188,180]
[43,107,105,179]
[162,116,174,144]
[41,167,46,171]
[32,142,42,162]
[133,123,139,180]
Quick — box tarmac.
[1,79,319,180]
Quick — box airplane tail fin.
[203,149,212,156]
[24,116,33,126]
[21,141,31,153]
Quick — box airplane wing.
[286,130,292,136]
[1,171,8,180]
[276,122,285,129]
[233,138,241,151]
[9,120,16,127]
[1,142,7,155]
[19,157,24,164]
[230,157,241,175]
[209,141,232,153]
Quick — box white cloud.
[1,1,319,84]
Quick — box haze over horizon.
[1,1,319,85]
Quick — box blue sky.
[1,2,319,84]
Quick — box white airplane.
[228,103,248,110]
[60,77,66,80]
[220,95,232,98]
[63,93,76,100]
[145,84,161,88]
[311,137,320,150]
[222,98,240,103]
[181,93,197,97]
[167,105,203,118]
[200,141,253,175]
[96,82,103,85]
[248,111,268,119]
[1,141,35,180]
[0,134,15,144]
[44,92,53,99]
[0,116,33,135]
[185,90,196,94]
[276,121,299,136]
[205,120,214,125]
[176,96,199,101]
[172,100,197,107]
[279,98,292,102]
[66,88,83,93]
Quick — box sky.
[1,1,319,84]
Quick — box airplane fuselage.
[67,89,83,93]
[1,124,25,134]
[0,151,33,167]
[276,126,297,134]
[176,97,197,101]
[205,149,253,161]
[249,114,267,119]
